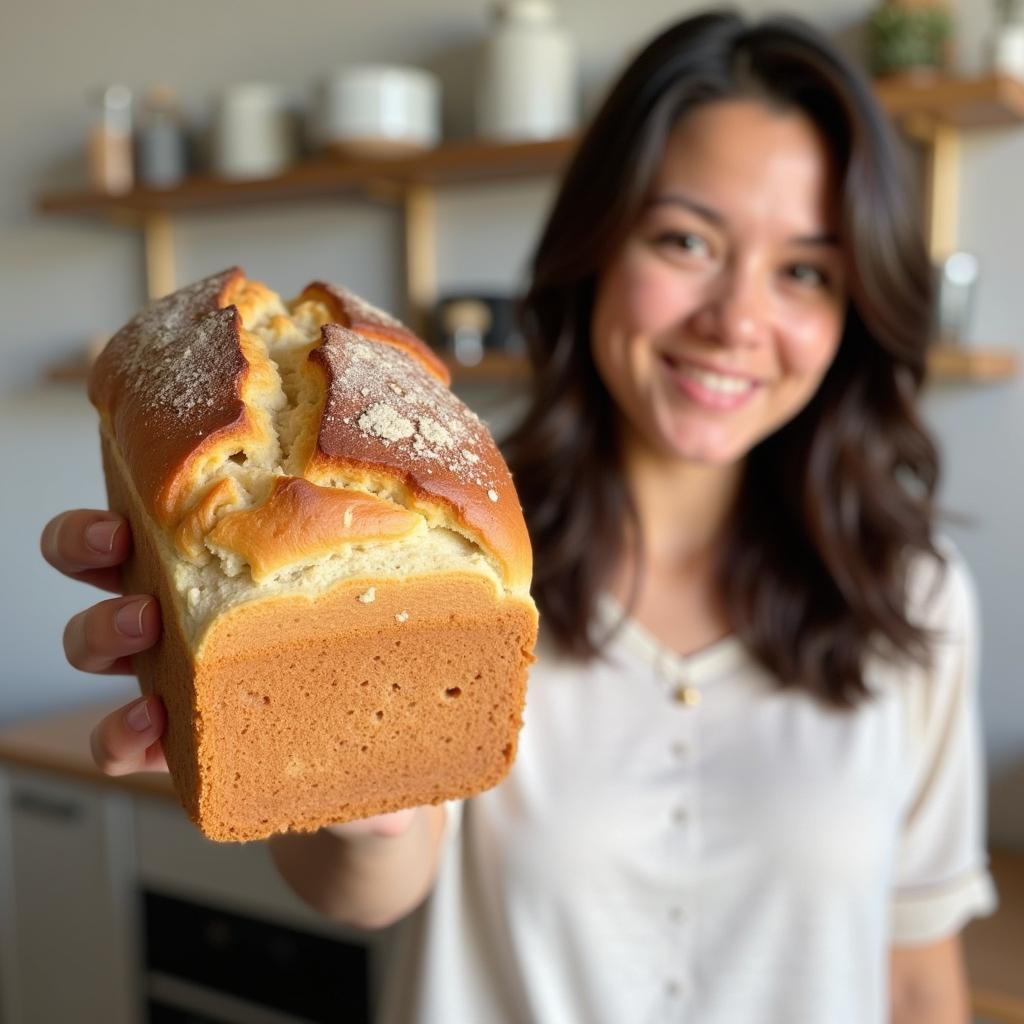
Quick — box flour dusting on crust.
[315,325,502,496]
[110,270,242,420]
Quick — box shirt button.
[668,905,686,924]
[671,806,688,826]
[673,684,701,707]
[666,979,683,998]
[671,740,690,760]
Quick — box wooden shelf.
[875,72,1024,128]
[34,75,1024,223]
[32,75,1024,384]
[35,137,578,219]
[927,345,1019,382]
[443,351,533,384]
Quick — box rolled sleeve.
[890,551,998,946]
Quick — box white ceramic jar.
[992,25,1024,78]
[476,0,577,141]
[320,64,441,157]
[211,83,295,180]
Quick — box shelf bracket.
[902,113,961,263]
[403,184,436,337]
[142,211,176,299]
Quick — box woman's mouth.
[660,354,760,411]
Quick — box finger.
[63,596,161,674]
[90,696,169,776]
[41,510,131,594]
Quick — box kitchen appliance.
[433,294,522,366]
[143,888,369,1023]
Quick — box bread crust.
[91,270,538,842]
[307,324,533,591]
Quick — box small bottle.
[88,84,134,194]
[136,85,187,189]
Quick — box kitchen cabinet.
[0,768,139,1024]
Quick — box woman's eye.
[655,231,709,256]
[787,263,830,289]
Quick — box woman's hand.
[40,509,168,775]
[323,808,419,839]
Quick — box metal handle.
[11,787,84,823]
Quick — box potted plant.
[868,0,954,79]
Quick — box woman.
[42,10,995,1023]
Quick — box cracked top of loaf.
[88,267,533,593]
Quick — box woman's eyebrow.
[647,193,840,247]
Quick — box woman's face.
[591,99,848,466]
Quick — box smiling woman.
[506,12,938,707]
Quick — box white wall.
[1,0,1021,843]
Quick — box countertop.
[0,701,1021,1021]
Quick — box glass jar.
[136,85,187,189]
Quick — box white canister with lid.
[320,64,441,157]
[991,0,1024,78]
[211,82,295,180]
[477,0,577,141]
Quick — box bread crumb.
[357,587,376,603]
[395,611,409,623]
[487,489,499,502]
[343,507,354,529]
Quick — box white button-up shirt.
[377,548,996,1023]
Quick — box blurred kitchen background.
[1,0,1022,1021]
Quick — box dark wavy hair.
[502,9,942,707]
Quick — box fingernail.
[85,519,122,554]
[125,698,151,732]
[114,599,150,638]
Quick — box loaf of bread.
[88,268,538,842]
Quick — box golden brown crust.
[88,270,252,524]
[174,476,245,563]
[89,268,532,591]
[298,281,451,385]
[307,324,533,590]
[207,476,424,583]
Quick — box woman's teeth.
[677,364,754,395]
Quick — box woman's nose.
[690,266,770,349]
